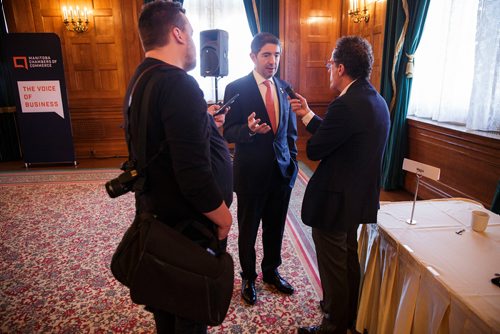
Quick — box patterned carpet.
[0,169,321,333]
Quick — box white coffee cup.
[471,210,489,232]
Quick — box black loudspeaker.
[200,29,228,77]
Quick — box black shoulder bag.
[109,65,234,326]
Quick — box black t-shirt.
[124,58,232,224]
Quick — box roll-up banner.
[1,33,75,166]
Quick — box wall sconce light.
[62,6,91,33]
[349,0,370,23]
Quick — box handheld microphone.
[284,86,298,99]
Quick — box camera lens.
[104,169,139,198]
[105,178,126,198]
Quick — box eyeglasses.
[325,60,335,70]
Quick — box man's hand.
[247,112,271,134]
[289,92,312,118]
[203,202,233,240]
[208,104,226,128]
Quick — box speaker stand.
[214,76,219,102]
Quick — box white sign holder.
[402,158,441,225]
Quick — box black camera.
[105,161,139,198]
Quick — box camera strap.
[125,63,172,192]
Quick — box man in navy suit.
[291,36,390,333]
[223,32,298,305]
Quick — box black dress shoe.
[297,325,321,334]
[298,325,338,334]
[263,272,294,295]
[319,300,327,313]
[241,279,256,305]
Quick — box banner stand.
[1,33,76,167]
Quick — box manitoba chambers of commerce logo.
[12,55,58,70]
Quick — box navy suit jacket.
[223,72,298,195]
[301,78,390,232]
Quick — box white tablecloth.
[356,199,500,334]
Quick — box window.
[183,0,254,103]
[408,0,499,132]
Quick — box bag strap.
[126,64,171,192]
[142,213,221,253]
[132,74,158,192]
[125,63,165,159]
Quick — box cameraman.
[123,1,233,333]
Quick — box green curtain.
[243,0,259,36]
[242,0,279,37]
[492,180,500,214]
[380,0,431,189]
[242,0,279,78]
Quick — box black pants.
[152,308,207,334]
[312,224,360,333]
[236,166,292,280]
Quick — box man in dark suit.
[291,36,390,333]
[223,32,298,305]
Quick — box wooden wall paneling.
[61,1,125,101]
[297,0,341,148]
[71,107,127,157]
[281,0,305,151]
[370,0,386,91]
[120,0,144,84]
[281,0,343,165]
[60,0,129,157]
[3,0,36,32]
[343,0,386,91]
[299,0,341,103]
[280,0,300,89]
[406,119,500,209]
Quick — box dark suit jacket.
[223,72,298,195]
[301,79,390,232]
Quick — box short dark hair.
[333,36,373,80]
[250,32,281,55]
[138,0,186,52]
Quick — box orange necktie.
[263,80,277,133]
